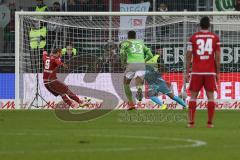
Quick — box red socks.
[62,93,81,108]
[188,100,215,126]
[68,94,81,104]
[207,101,215,125]
[188,100,197,125]
[62,95,73,107]
[67,90,82,104]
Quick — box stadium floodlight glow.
[15,11,240,109]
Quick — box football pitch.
[0,110,239,160]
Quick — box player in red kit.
[186,17,221,128]
[43,48,85,108]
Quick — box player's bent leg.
[150,96,167,110]
[123,76,135,110]
[149,80,169,109]
[45,80,75,108]
[124,76,133,102]
[44,83,59,97]
[154,79,186,109]
[147,84,166,110]
[66,89,81,104]
[166,93,187,109]
[134,65,145,101]
[135,75,144,88]
[66,89,91,108]
[61,94,74,108]
[135,76,144,101]
[150,96,163,106]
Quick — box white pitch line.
[0,134,207,154]
[88,135,207,150]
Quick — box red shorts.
[189,74,217,92]
[44,80,69,96]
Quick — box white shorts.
[124,63,146,80]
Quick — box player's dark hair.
[52,48,61,54]
[200,16,210,29]
[128,30,136,39]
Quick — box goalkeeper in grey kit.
[145,50,187,109]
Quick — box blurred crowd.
[1,0,240,57]
[0,0,205,55]
[26,0,198,12]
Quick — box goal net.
[15,12,240,109]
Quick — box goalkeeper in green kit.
[120,30,153,110]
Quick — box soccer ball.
[79,97,91,108]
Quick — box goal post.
[15,11,240,109]
[15,12,20,108]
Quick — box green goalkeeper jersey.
[120,39,153,64]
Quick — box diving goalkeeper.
[120,30,153,110]
[145,50,187,109]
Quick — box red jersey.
[187,30,220,75]
[42,51,63,81]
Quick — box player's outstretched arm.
[215,36,221,82]
[144,46,153,62]
[62,63,68,69]
[215,50,220,82]
[119,42,127,67]
[42,51,48,62]
[55,58,69,71]
[186,50,192,82]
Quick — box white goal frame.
[15,11,240,108]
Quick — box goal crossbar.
[15,11,240,16]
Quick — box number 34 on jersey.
[196,38,213,60]
[187,32,220,61]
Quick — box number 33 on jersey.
[187,30,221,74]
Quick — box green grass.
[0,110,240,160]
